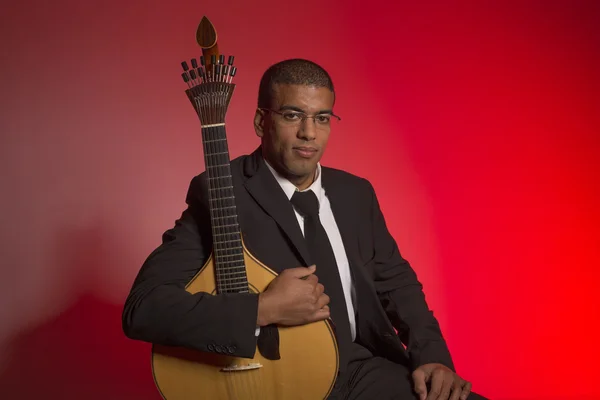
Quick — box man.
[122,59,486,400]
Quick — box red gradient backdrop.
[1,1,599,399]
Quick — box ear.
[254,108,266,138]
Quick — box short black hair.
[257,59,335,108]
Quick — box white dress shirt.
[264,160,357,340]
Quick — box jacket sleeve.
[121,175,259,358]
[365,180,455,371]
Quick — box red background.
[1,1,599,399]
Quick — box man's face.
[254,83,335,189]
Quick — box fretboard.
[201,125,248,294]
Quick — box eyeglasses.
[258,108,341,129]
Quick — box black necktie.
[290,190,352,370]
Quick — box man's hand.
[257,265,330,326]
[413,363,472,400]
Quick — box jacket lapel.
[321,169,368,285]
[242,148,312,267]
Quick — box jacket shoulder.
[322,165,374,194]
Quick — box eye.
[315,115,331,124]
[282,112,303,121]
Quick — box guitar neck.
[201,124,248,294]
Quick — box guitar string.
[222,76,256,397]
[205,97,241,396]
[201,66,274,396]
[222,75,259,396]
[214,80,249,394]
[200,90,241,399]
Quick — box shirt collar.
[264,159,323,205]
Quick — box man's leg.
[334,356,487,400]
[339,356,417,399]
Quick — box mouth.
[293,146,318,158]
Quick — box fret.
[206,151,229,156]
[212,206,236,210]
[215,269,246,274]
[221,285,250,292]
[213,239,241,245]
[204,138,227,143]
[212,215,237,221]
[214,246,242,252]
[208,176,232,180]
[215,271,247,277]
[217,275,249,281]
[219,283,249,288]
[218,278,249,284]
[209,196,235,201]
[216,268,246,273]
[210,186,233,190]
[216,258,245,264]
[217,254,244,263]
[210,223,238,228]
[207,163,230,168]
[213,232,240,237]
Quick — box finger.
[309,306,330,322]
[294,264,316,279]
[315,283,325,297]
[438,372,454,400]
[449,380,463,400]
[316,293,330,309]
[412,369,428,400]
[305,274,319,286]
[460,381,472,400]
[426,369,445,400]
[440,374,455,400]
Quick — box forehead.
[271,84,334,111]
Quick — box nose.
[297,116,317,140]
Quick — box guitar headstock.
[180,16,237,126]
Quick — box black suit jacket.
[122,147,454,372]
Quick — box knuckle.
[434,369,446,379]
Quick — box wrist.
[257,292,275,326]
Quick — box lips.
[293,147,318,158]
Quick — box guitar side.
[151,244,339,400]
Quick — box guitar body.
[151,243,339,400]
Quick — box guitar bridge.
[221,362,263,372]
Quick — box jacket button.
[207,344,215,351]
[228,346,236,354]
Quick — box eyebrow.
[278,105,334,114]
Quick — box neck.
[289,172,315,191]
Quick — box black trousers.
[328,344,487,400]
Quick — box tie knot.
[291,190,319,218]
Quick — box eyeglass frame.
[257,107,342,127]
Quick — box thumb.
[412,368,428,400]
